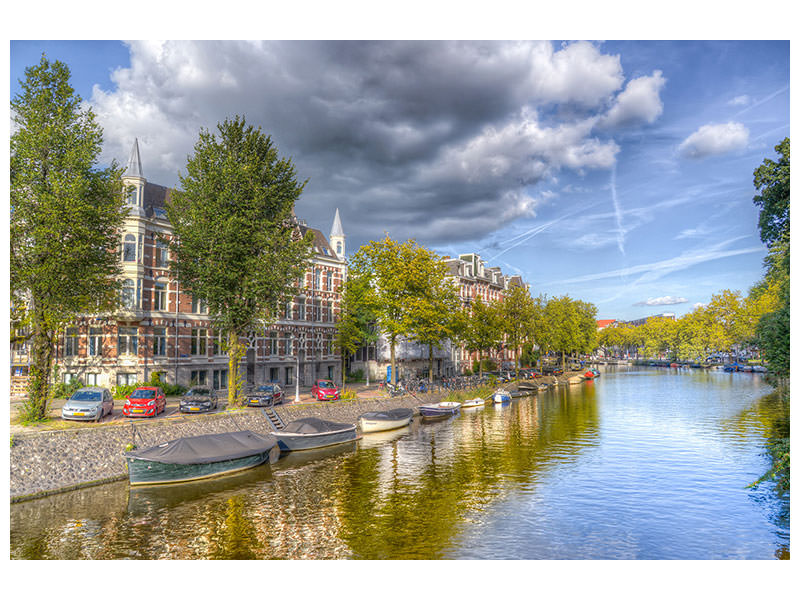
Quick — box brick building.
[13,139,347,392]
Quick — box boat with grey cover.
[358,407,414,433]
[125,430,280,486]
[270,416,359,451]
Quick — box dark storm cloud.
[93,40,649,251]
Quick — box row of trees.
[334,236,599,384]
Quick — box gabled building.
[39,139,347,391]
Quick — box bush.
[345,369,365,383]
[340,387,358,400]
[51,377,84,399]
[113,382,142,400]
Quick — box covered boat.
[272,417,359,451]
[358,407,414,433]
[125,430,280,486]
[418,401,461,420]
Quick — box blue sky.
[10,40,790,321]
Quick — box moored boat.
[461,397,486,408]
[492,389,511,404]
[272,417,359,452]
[418,401,461,420]
[358,407,414,433]
[125,430,280,486]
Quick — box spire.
[124,138,143,178]
[330,208,345,238]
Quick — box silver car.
[61,387,114,422]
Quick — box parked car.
[311,380,340,401]
[122,386,166,418]
[61,387,114,422]
[245,383,285,407]
[179,386,219,413]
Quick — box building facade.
[15,139,347,392]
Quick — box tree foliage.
[11,55,127,421]
[166,116,313,404]
[334,272,379,386]
[454,295,502,377]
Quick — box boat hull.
[461,398,485,408]
[359,413,413,433]
[274,427,359,452]
[418,402,461,419]
[127,445,280,486]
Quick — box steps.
[261,407,286,431]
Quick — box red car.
[311,380,340,401]
[122,386,167,418]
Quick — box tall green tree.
[334,272,379,387]
[455,295,503,377]
[498,284,536,378]
[166,116,313,405]
[11,55,127,421]
[752,137,789,379]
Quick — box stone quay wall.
[9,392,444,502]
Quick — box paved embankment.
[9,392,436,502]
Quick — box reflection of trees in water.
[207,496,261,559]
[334,393,600,559]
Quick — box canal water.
[9,367,789,559]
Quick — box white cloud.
[599,70,666,129]
[634,296,688,306]
[728,95,750,106]
[678,122,749,159]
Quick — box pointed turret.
[329,208,346,259]
[124,138,144,179]
[122,139,146,212]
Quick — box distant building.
[596,319,617,331]
[622,312,676,327]
[13,139,347,392]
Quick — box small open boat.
[272,417,359,452]
[125,430,280,486]
[492,389,511,404]
[358,407,414,433]
[418,401,461,420]
[461,397,486,408]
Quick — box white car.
[61,387,114,422]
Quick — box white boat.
[358,407,414,433]
[461,397,486,408]
[418,401,461,420]
[492,389,511,404]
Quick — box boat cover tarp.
[127,430,277,464]
[282,417,353,434]
[359,408,413,420]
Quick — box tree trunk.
[478,349,483,377]
[429,343,434,383]
[25,308,56,422]
[561,351,566,370]
[342,354,347,388]
[390,335,397,385]
[227,330,244,407]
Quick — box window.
[192,296,208,314]
[328,300,335,322]
[126,186,138,206]
[121,279,136,309]
[191,328,207,355]
[269,331,278,355]
[212,331,225,355]
[155,239,168,268]
[285,367,293,386]
[123,234,136,262]
[298,298,305,321]
[88,327,103,356]
[284,302,292,320]
[65,327,79,356]
[190,370,207,386]
[336,241,342,255]
[117,372,137,386]
[269,367,280,383]
[86,373,100,387]
[213,369,228,390]
[325,271,332,291]
[153,327,167,356]
[154,281,167,311]
[118,326,138,355]
[63,372,78,384]
[314,270,321,290]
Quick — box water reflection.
[10,367,788,559]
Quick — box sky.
[9,39,790,321]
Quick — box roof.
[124,138,143,178]
[330,207,344,238]
[597,319,617,329]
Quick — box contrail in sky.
[611,163,625,255]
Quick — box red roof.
[596,319,616,329]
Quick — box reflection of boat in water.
[273,440,358,470]
[418,401,461,420]
[358,426,411,449]
[127,463,273,514]
[125,430,280,486]
[358,407,414,433]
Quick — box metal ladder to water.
[261,407,286,432]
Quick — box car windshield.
[317,381,335,389]
[187,388,210,396]
[70,391,101,402]
[257,386,275,393]
[130,389,156,399]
